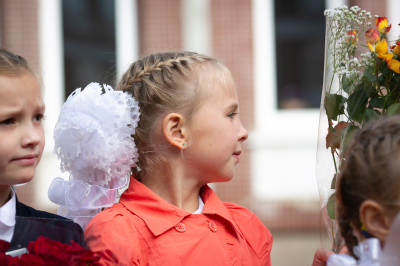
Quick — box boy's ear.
[360,200,391,242]
[162,113,186,150]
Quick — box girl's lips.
[232,151,241,162]
[12,154,38,165]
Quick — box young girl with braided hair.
[327,116,400,265]
[84,51,335,265]
[84,51,274,265]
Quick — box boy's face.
[0,71,45,186]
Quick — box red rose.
[17,254,46,266]
[0,239,10,252]
[28,236,101,266]
[0,252,20,266]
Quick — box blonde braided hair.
[116,51,230,181]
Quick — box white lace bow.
[327,238,382,266]
[48,83,140,229]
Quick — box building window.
[63,0,116,98]
[275,0,325,109]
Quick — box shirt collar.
[119,177,239,236]
[0,188,16,227]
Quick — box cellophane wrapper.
[317,6,399,253]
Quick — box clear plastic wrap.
[317,6,400,252]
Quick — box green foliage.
[331,175,336,189]
[387,103,400,116]
[327,193,336,219]
[342,124,358,152]
[347,83,374,123]
[365,108,380,122]
[363,67,377,83]
[341,74,353,94]
[369,97,384,109]
[325,93,346,121]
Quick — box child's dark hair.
[337,116,400,256]
[116,51,231,181]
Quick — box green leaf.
[363,67,377,82]
[365,108,380,122]
[331,175,336,189]
[341,74,353,94]
[342,124,358,151]
[369,97,385,109]
[348,84,372,123]
[325,93,347,121]
[387,103,400,116]
[382,64,392,79]
[327,193,336,219]
[393,73,400,84]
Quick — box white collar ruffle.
[0,188,16,242]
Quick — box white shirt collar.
[192,195,204,214]
[0,188,16,242]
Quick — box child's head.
[117,51,248,183]
[338,116,400,255]
[0,48,45,186]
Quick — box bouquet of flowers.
[316,5,400,252]
[0,236,100,266]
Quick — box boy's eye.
[0,118,15,125]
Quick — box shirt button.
[208,221,217,232]
[175,222,186,233]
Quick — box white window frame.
[250,0,348,200]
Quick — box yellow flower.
[392,40,400,56]
[370,39,393,60]
[387,59,400,74]
[365,28,380,45]
[376,17,392,33]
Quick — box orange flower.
[392,40,400,56]
[376,17,392,33]
[387,59,400,74]
[346,30,358,44]
[365,28,380,45]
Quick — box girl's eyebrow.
[225,103,238,110]
[38,104,46,112]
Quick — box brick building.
[1,0,398,264]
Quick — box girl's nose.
[238,121,248,142]
[21,123,42,148]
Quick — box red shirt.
[85,178,273,266]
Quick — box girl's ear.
[360,200,391,242]
[162,113,186,150]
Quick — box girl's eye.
[228,112,238,118]
[34,114,44,122]
[0,118,15,125]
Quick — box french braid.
[116,51,229,181]
[337,116,400,257]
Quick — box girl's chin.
[12,172,35,185]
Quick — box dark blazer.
[7,196,86,252]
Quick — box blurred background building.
[1,0,398,265]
